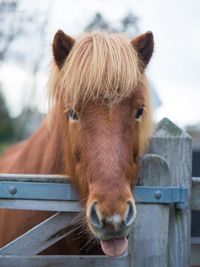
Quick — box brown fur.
[0,31,153,254]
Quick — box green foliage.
[0,89,14,142]
[0,142,11,154]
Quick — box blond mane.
[48,32,142,108]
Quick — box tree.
[0,87,14,141]
[0,0,53,109]
[85,12,139,36]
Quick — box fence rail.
[0,174,189,208]
[0,255,129,267]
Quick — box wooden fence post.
[150,118,192,267]
[129,153,170,267]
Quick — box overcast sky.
[1,0,200,128]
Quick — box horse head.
[49,30,154,256]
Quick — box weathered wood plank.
[0,185,188,212]
[0,179,188,205]
[0,173,70,183]
[0,199,81,212]
[0,255,129,267]
[150,118,192,267]
[0,212,77,255]
[191,177,200,211]
[129,153,170,267]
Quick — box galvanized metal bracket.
[134,185,189,209]
[0,180,189,210]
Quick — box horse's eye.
[135,107,144,119]
[68,109,79,120]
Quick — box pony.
[0,30,154,256]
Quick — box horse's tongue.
[100,237,128,257]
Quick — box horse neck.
[39,103,67,174]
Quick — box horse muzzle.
[87,200,136,256]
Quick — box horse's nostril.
[124,201,136,226]
[89,203,103,229]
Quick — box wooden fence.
[0,118,198,267]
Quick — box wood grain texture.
[150,118,192,267]
[0,212,76,255]
[0,199,81,212]
[129,153,170,267]
[0,174,70,183]
[0,255,129,267]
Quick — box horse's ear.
[131,31,154,69]
[53,30,75,68]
